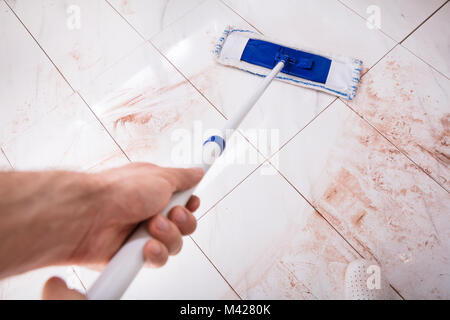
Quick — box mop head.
[214,26,362,100]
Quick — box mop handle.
[87,60,285,300]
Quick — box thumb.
[42,277,86,300]
[161,167,204,192]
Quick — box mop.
[87,26,362,299]
[215,26,362,100]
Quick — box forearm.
[0,171,99,279]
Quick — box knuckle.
[181,218,196,235]
[148,219,160,235]
[169,237,183,255]
[188,219,197,234]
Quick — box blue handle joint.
[240,39,331,83]
[203,135,226,155]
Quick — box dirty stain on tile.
[278,99,450,299]
[350,45,450,190]
[193,167,377,299]
[95,80,210,158]
[119,0,136,15]
[78,42,226,165]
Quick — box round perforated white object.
[344,259,393,300]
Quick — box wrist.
[0,171,101,278]
[44,171,106,265]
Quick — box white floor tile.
[349,45,450,190]
[2,93,126,171]
[0,150,12,171]
[80,42,226,166]
[193,132,265,218]
[0,266,84,300]
[193,165,390,299]
[340,0,445,42]
[0,1,73,145]
[5,0,145,91]
[276,99,450,299]
[108,0,205,39]
[403,2,450,78]
[85,152,130,172]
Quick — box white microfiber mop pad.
[214,26,363,100]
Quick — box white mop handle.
[224,60,285,130]
[86,60,285,300]
[87,187,198,300]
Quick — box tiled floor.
[0,0,448,299]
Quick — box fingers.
[143,239,169,268]
[168,205,197,235]
[42,277,86,300]
[186,195,200,212]
[144,196,199,268]
[148,215,183,255]
[161,167,204,192]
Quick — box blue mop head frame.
[214,26,363,100]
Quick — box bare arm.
[0,163,203,296]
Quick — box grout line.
[197,96,347,221]
[269,160,365,260]
[269,161,406,299]
[218,0,264,35]
[77,41,148,93]
[104,0,228,120]
[0,147,14,169]
[76,92,132,163]
[236,129,271,162]
[268,97,338,158]
[189,235,243,300]
[103,0,146,40]
[399,0,449,45]
[71,267,88,293]
[105,0,207,41]
[147,40,228,120]
[334,2,449,194]
[400,44,450,80]
[337,0,449,80]
[398,0,450,80]
[4,0,136,164]
[390,284,406,300]
[147,0,209,40]
[197,160,264,221]
[339,97,449,194]
[360,43,399,77]
[4,0,76,94]
[336,0,399,44]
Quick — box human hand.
[0,163,203,299]
[65,162,203,268]
[43,163,203,299]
